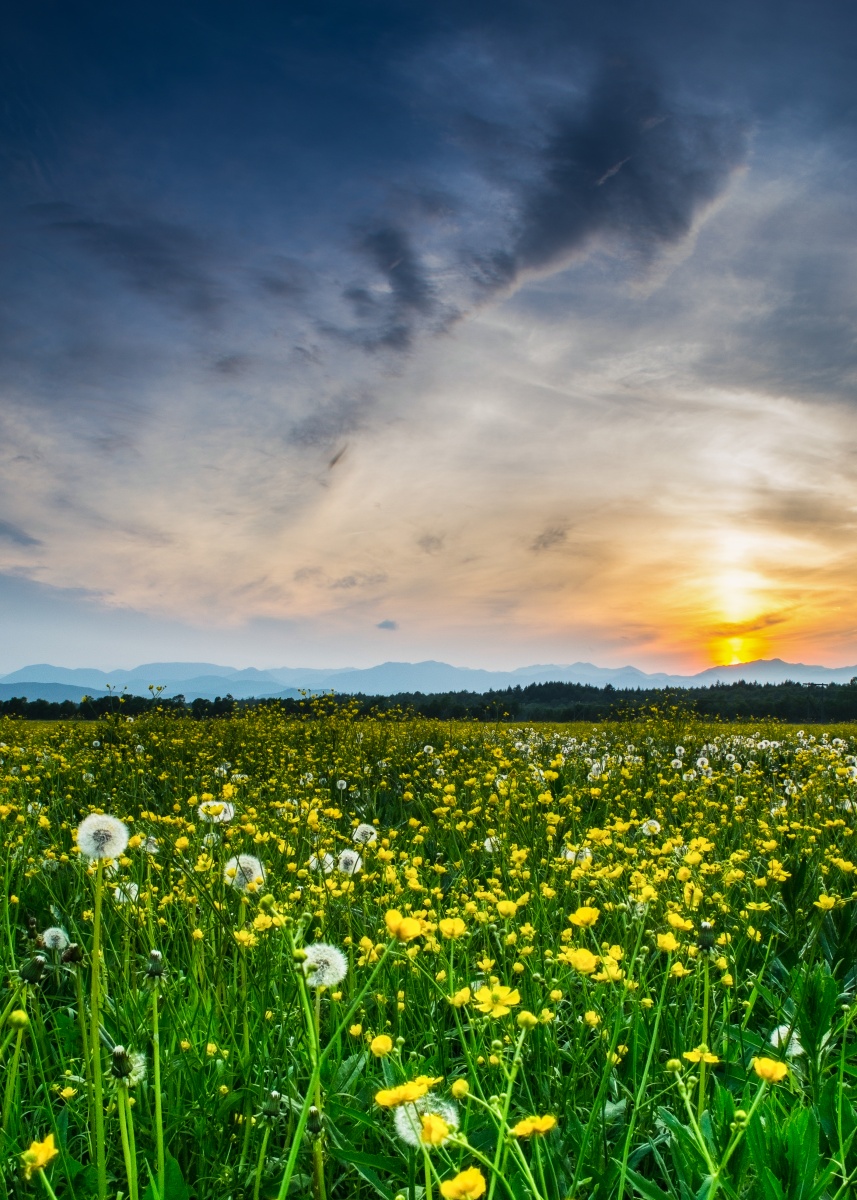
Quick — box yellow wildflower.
[752,1057,789,1082]
[512,1114,557,1137]
[473,985,520,1017]
[385,909,424,942]
[568,905,600,928]
[440,1167,487,1199]
[21,1134,59,1180]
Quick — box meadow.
[2,701,857,1200]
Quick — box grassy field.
[2,702,857,1200]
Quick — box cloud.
[531,526,567,552]
[418,534,444,554]
[377,618,398,629]
[45,211,223,318]
[338,224,444,352]
[0,520,41,546]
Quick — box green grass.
[1,702,857,1199]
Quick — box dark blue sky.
[2,0,857,672]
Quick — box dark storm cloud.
[339,224,448,352]
[45,213,222,318]
[466,64,748,293]
[519,69,747,267]
[0,520,41,547]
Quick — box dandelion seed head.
[337,849,363,876]
[301,942,348,988]
[352,823,378,845]
[224,855,265,891]
[76,813,129,860]
[198,800,235,824]
[393,1097,458,1147]
[41,927,69,951]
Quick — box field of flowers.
[2,701,857,1200]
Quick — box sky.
[2,0,857,674]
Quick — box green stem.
[90,859,108,1200]
[36,1170,61,1200]
[616,958,671,1200]
[117,1085,136,1200]
[253,1124,272,1200]
[699,956,711,1121]
[486,1028,528,1200]
[152,980,165,1200]
[275,939,395,1200]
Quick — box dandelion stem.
[152,979,165,1200]
[89,858,108,1200]
[253,1123,272,1200]
[275,939,395,1200]
[117,1083,138,1200]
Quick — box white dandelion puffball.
[224,854,266,891]
[337,848,363,876]
[301,942,348,988]
[562,846,592,864]
[114,883,140,905]
[128,1051,147,1087]
[352,823,378,845]
[640,819,661,837]
[198,800,235,823]
[41,927,70,952]
[394,1097,458,1148]
[77,813,130,860]
[309,853,335,874]
[142,837,159,854]
[336,779,348,790]
[483,836,499,854]
[769,1023,804,1057]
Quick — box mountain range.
[1,658,856,703]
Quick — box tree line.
[4,677,857,723]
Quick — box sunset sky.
[2,0,857,674]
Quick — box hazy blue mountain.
[0,682,110,702]
[3,657,857,701]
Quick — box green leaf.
[327,1145,399,1198]
[141,1153,189,1200]
[626,1166,675,1200]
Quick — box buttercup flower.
[439,917,466,939]
[21,1133,59,1180]
[370,1034,393,1057]
[511,1114,557,1137]
[440,1166,487,1199]
[393,1097,458,1148]
[568,905,600,928]
[385,909,423,941]
[752,1056,789,1082]
[376,1075,443,1107]
[198,800,235,823]
[473,984,520,1017]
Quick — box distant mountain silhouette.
[1,657,856,702]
